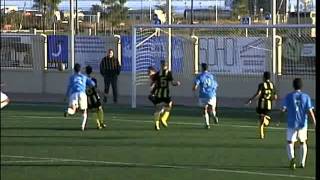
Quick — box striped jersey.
[257,80,276,110]
[154,70,173,99]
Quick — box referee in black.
[100,49,121,103]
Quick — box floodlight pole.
[167,0,172,70]
[215,0,218,24]
[149,0,152,21]
[272,0,276,77]
[75,0,78,34]
[190,0,194,24]
[70,0,75,69]
[297,0,301,36]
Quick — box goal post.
[131,24,315,108]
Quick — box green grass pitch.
[1,103,315,180]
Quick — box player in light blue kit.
[282,78,316,169]
[64,63,95,131]
[193,63,219,129]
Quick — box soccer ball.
[58,63,66,71]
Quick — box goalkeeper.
[147,61,180,131]
[85,65,106,129]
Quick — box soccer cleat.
[101,124,107,128]
[97,125,103,130]
[155,125,160,131]
[289,158,296,170]
[64,111,68,117]
[205,124,210,129]
[298,164,305,168]
[259,132,264,139]
[155,121,160,131]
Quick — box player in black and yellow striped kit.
[147,61,180,131]
[85,65,106,129]
[247,72,277,139]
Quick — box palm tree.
[232,0,249,19]
[33,0,62,31]
[101,0,128,34]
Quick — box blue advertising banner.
[121,36,184,72]
[47,35,68,68]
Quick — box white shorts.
[1,92,9,102]
[69,92,88,110]
[198,97,216,108]
[287,127,308,142]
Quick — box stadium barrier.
[0,24,316,107]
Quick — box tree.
[33,0,62,30]
[91,4,103,15]
[33,0,61,13]
[232,0,249,19]
[101,0,128,34]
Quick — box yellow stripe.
[267,100,271,110]
[263,83,267,89]
[269,82,274,90]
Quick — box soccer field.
[1,103,315,180]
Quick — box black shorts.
[256,108,271,116]
[88,97,102,109]
[148,95,171,105]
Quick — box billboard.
[199,37,270,74]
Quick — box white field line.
[1,155,315,180]
[6,102,257,112]
[2,160,60,163]
[4,115,315,132]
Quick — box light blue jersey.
[195,71,218,99]
[66,73,95,97]
[282,91,314,129]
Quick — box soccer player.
[64,63,95,131]
[192,63,219,129]
[1,91,10,109]
[148,61,180,131]
[282,78,316,169]
[85,65,106,130]
[247,71,277,139]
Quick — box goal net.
[130,24,315,108]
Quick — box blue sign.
[48,35,68,64]
[240,16,251,25]
[121,35,183,73]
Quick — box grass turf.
[1,103,316,180]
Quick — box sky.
[1,0,316,12]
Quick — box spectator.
[153,14,161,36]
[100,49,121,103]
